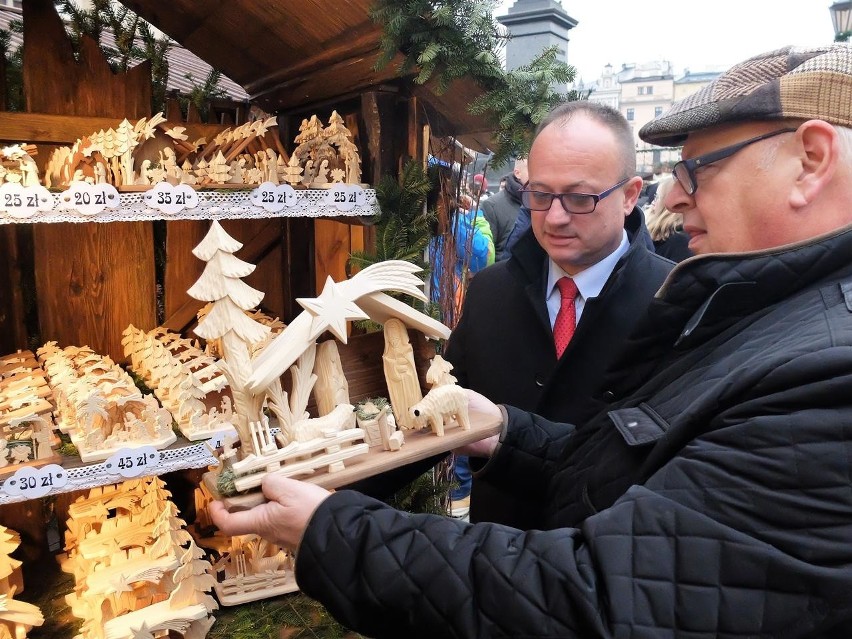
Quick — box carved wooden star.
[296,276,369,342]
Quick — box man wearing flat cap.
[212,45,852,637]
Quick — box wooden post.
[0,227,27,353]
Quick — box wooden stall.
[0,2,495,633]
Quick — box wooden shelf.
[0,186,379,225]
[0,437,218,505]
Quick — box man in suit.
[444,100,674,527]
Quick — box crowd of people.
[212,44,852,637]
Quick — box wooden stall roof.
[116,0,494,151]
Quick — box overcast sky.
[496,1,835,81]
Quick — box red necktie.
[553,277,578,358]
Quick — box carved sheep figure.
[291,403,356,442]
[409,385,470,437]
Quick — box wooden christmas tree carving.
[188,221,270,455]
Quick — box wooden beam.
[0,111,229,146]
[245,25,381,98]
[361,90,399,185]
[0,227,28,353]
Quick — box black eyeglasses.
[673,128,797,195]
[519,176,632,214]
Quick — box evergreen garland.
[370,0,585,166]
[349,159,435,273]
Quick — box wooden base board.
[205,407,502,512]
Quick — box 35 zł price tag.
[104,446,161,478]
[143,183,199,215]
[2,464,68,499]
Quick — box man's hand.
[209,474,331,551]
[453,388,502,458]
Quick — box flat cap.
[639,44,852,146]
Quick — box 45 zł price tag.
[105,446,161,478]
[2,464,68,499]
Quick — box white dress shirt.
[546,230,629,329]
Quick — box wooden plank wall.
[24,0,155,362]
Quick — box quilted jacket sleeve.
[471,405,577,498]
[294,347,852,638]
[296,490,611,638]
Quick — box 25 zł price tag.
[2,464,68,499]
[105,446,161,478]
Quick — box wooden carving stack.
[36,343,175,462]
[121,325,233,441]
[0,350,60,472]
[0,144,40,187]
[289,111,362,187]
[36,108,363,192]
[0,523,44,638]
[60,477,217,639]
[193,482,297,605]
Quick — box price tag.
[2,464,68,498]
[0,183,54,219]
[325,184,366,211]
[250,183,299,212]
[143,183,199,215]
[207,426,239,451]
[251,181,285,212]
[58,181,115,216]
[104,446,161,478]
[94,183,120,209]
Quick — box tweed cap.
[639,44,852,146]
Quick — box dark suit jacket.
[444,207,674,527]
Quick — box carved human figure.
[312,159,329,186]
[382,319,423,430]
[313,341,350,416]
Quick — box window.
[655,106,663,117]
[637,87,644,95]
[646,86,654,95]
[626,108,635,121]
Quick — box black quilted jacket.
[295,225,852,638]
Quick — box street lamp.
[830,1,852,42]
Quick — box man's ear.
[623,176,644,214]
[790,120,838,209]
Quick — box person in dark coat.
[481,158,527,261]
[212,45,852,638]
[643,174,693,262]
[444,101,673,528]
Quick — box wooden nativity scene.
[0,110,362,194]
[184,221,502,509]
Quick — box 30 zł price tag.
[2,464,68,499]
[105,446,161,478]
